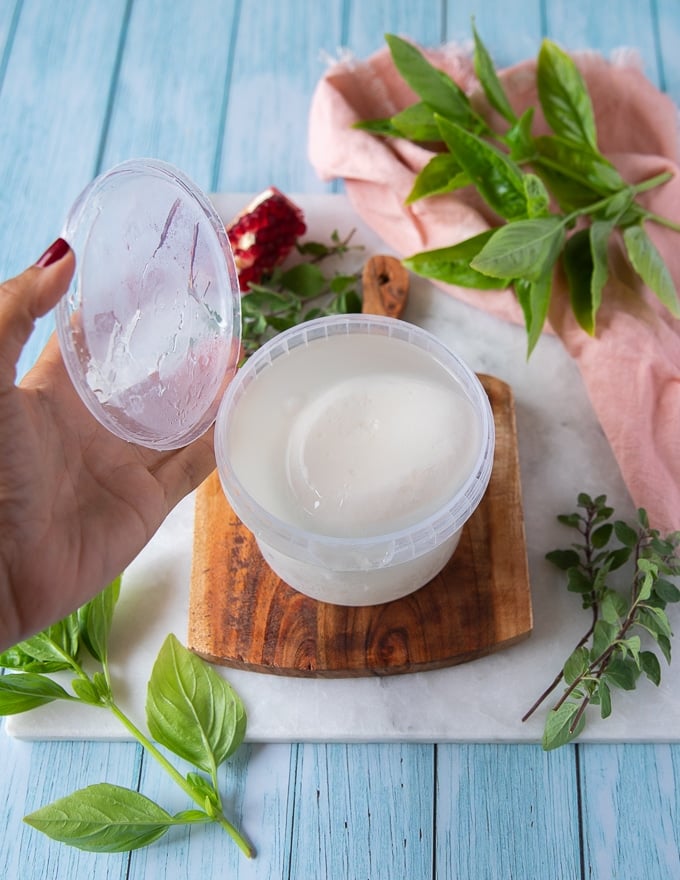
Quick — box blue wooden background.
[1,1,679,878]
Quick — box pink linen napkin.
[308,42,680,533]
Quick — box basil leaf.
[352,117,403,138]
[524,173,550,218]
[623,224,680,316]
[471,217,565,281]
[564,228,597,334]
[404,230,511,289]
[24,783,174,853]
[406,153,469,204]
[515,270,553,357]
[534,135,624,195]
[473,24,516,123]
[435,116,528,220]
[17,620,79,668]
[537,39,598,152]
[0,673,73,715]
[504,107,536,162]
[146,634,247,774]
[0,644,69,674]
[78,576,121,665]
[391,102,441,141]
[385,34,486,131]
[542,701,585,750]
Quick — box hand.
[0,240,217,651]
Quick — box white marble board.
[7,193,680,744]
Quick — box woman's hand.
[0,240,216,651]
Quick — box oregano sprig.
[523,493,680,750]
[241,229,363,356]
[0,580,254,858]
[356,30,680,356]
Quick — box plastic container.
[215,314,495,606]
[56,158,241,450]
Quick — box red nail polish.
[35,237,70,268]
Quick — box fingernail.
[35,237,70,268]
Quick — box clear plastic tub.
[215,314,495,606]
[56,158,241,450]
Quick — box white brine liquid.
[227,332,481,540]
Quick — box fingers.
[0,239,75,387]
[151,425,217,512]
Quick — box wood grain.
[188,373,532,677]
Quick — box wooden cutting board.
[188,372,532,677]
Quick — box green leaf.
[607,545,633,572]
[600,590,624,625]
[78,576,121,665]
[386,34,485,130]
[403,230,511,289]
[591,620,618,660]
[566,567,594,594]
[542,701,586,750]
[471,218,565,281]
[514,270,553,357]
[642,606,673,640]
[563,229,597,335]
[279,263,325,298]
[146,634,247,774]
[623,224,680,317]
[435,116,528,220]
[533,135,624,195]
[391,102,441,141]
[406,153,469,204]
[545,548,581,570]
[24,783,175,853]
[352,117,402,138]
[0,644,70,674]
[556,512,582,528]
[0,673,73,715]
[589,219,612,322]
[504,107,536,162]
[523,174,550,218]
[614,520,639,548]
[654,578,680,604]
[537,40,598,152]
[472,24,516,123]
[603,657,639,691]
[591,523,614,549]
[598,680,612,718]
[640,651,662,685]
[563,646,589,685]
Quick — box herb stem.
[106,700,254,858]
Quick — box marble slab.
[7,194,680,743]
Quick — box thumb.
[0,238,75,385]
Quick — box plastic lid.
[56,158,242,450]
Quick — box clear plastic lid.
[56,158,242,450]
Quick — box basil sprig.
[0,580,254,858]
[356,30,680,355]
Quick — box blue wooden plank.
[435,744,581,879]
[580,744,680,879]
[99,0,240,193]
[0,0,130,379]
[544,0,661,85]
[655,0,680,103]
[215,0,346,193]
[445,0,544,63]
[127,743,294,879]
[288,743,434,880]
[344,0,445,57]
[2,738,140,880]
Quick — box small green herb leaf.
[24,784,176,853]
[391,102,441,141]
[542,701,586,750]
[146,634,247,774]
[78,576,121,665]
